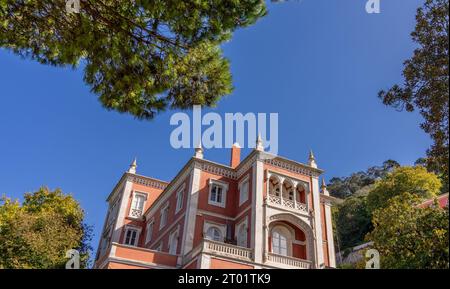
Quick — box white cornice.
[126,150,324,221]
[262,152,323,178]
[106,173,168,202]
[143,161,195,219]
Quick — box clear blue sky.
[0,0,429,252]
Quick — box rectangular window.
[129,192,146,218]
[210,185,223,203]
[124,228,139,246]
[146,221,154,244]
[239,179,249,206]
[175,189,184,213]
[168,230,179,255]
[159,203,169,229]
[155,242,163,252]
[208,180,228,207]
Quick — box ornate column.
[263,224,270,262]
[181,162,202,255]
[278,176,285,205]
[322,180,336,267]
[305,184,311,211]
[291,180,298,209]
[311,176,324,268]
[251,155,265,264]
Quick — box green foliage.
[0,187,92,269]
[333,194,372,250]
[378,0,449,186]
[336,263,356,269]
[328,160,400,199]
[366,166,442,213]
[366,193,449,269]
[0,0,267,119]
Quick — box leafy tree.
[366,193,449,269]
[333,193,372,250]
[0,0,267,119]
[328,160,400,199]
[366,166,442,213]
[378,0,449,186]
[0,187,92,268]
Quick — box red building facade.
[94,140,337,269]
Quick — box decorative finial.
[308,149,317,168]
[194,141,204,159]
[321,178,329,196]
[128,158,137,174]
[256,133,264,151]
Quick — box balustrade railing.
[202,239,253,261]
[266,194,308,213]
[267,253,311,269]
[129,208,143,218]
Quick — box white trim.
[159,202,170,230]
[175,187,184,214]
[128,191,148,219]
[207,179,229,208]
[203,221,226,242]
[148,211,185,249]
[111,180,133,244]
[196,206,251,222]
[324,201,336,267]
[181,166,201,255]
[270,225,293,257]
[311,176,324,268]
[235,216,249,247]
[123,225,142,247]
[252,159,264,263]
[168,226,180,255]
[199,254,211,269]
[145,219,155,245]
[144,163,193,219]
[238,174,250,206]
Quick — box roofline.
[105,172,169,202]
[142,157,196,217]
[259,151,324,175]
[107,149,324,216]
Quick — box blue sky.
[0,0,428,252]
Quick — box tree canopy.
[0,0,267,119]
[378,0,449,186]
[366,166,442,213]
[0,187,92,268]
[327,160,400,199]
[332,162,443,253]
[333,193,372,250]
[366,193,449,269]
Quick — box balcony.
[185,239,253,264]
[129,208,143,218]
[203,239,253,261]
[266,253,312,269]
[266,194,308,214]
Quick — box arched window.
[271,227,291,256]
[206,227,223,242]
[288,191,294,201]
[297,184,307,204]
[269,176,281,197]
